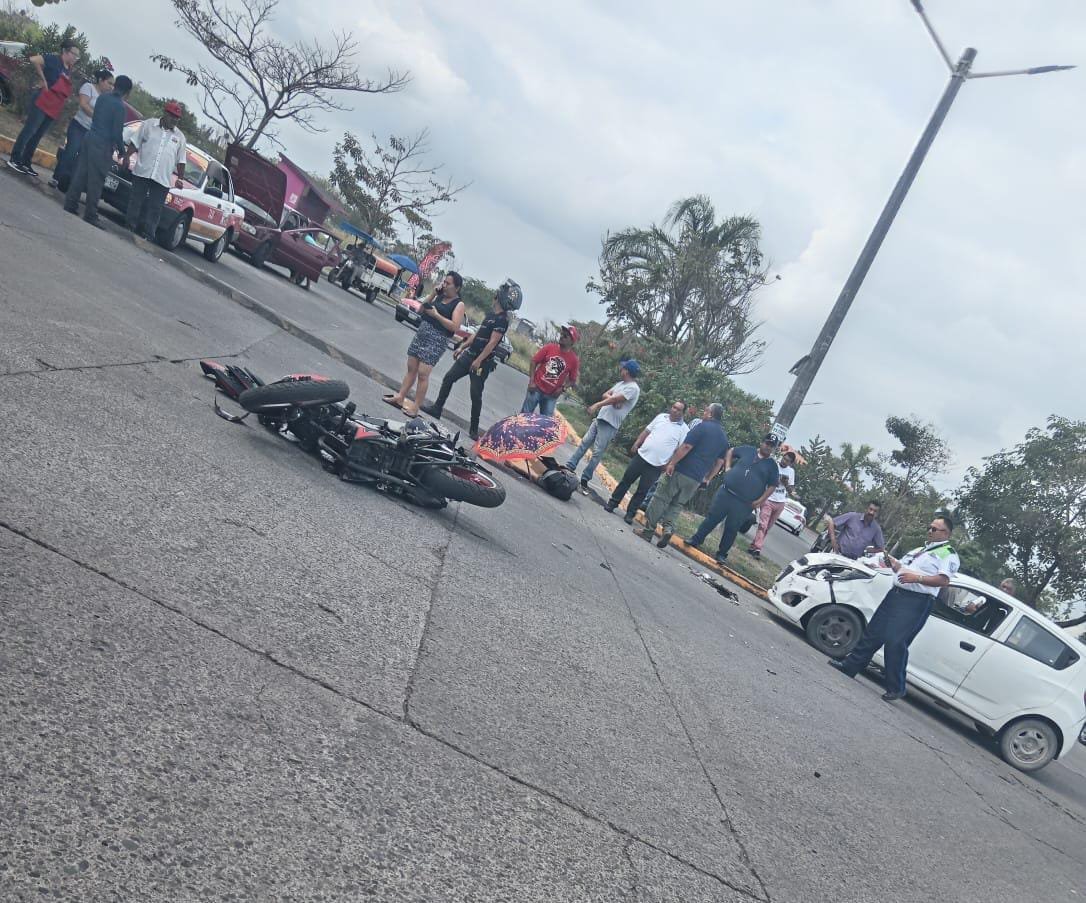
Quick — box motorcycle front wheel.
[421,466,505,508]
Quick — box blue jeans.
[521,387,558,417]
[565,418,617,483]
[11,101,53,166]
[688,487,755,560]
[53,119,88,185]
[839,586,934,695]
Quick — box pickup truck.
[226,143,341,286]
[102,121,244,260]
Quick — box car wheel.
[365,288,377,304]
[158,211,191,251]
[203,231,228,262]
[250,241,272,268]
[1000,718,1059,772]
[805,606,864,657]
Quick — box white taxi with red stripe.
[103,120,244,262]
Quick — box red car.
[226,143,341,286]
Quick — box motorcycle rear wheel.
[421,466,505,508]
[239,378,350,412]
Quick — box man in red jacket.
[7,40,80,177]
[521,325,580,416]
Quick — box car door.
[905,585,1012,699]
[953,613,1081,721]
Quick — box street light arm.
[967,64,1076,79]
[910,0,955,72]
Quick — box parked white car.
[776,498,806,535]
[768,552,1086,772]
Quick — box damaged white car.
[768,553,1086,772]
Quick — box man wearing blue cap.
[564,359,641,494]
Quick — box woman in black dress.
[384,272,465,417]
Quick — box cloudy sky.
[43,0,1085,486]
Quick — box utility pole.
[771,2,1073,442]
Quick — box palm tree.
[595,196,769,374]
[837,442,876,491]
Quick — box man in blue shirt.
[637,402,729,548]
[64,75,132,228]
[7,40,79,175]
[684,434,780,565]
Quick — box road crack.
[3,518,765,901]
[581,512,772,902]
[0,330,278,379]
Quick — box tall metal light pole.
[771,1,1073,441]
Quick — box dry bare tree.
[330,129,468,242]
[152,0,409,149]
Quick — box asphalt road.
[3,175,1086,902]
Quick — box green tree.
[957,416,1086,614]
[837,442,876,490]
[588,195,770,374]
[799,435,847,526]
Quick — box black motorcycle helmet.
[496,278,523,312]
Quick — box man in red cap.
[124,100,188,240]
[521,324,580,416]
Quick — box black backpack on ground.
[538,468,576,501]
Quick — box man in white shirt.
[125,100,187,240]
[747,450,797,557]
[829,515,961,701]
[604,400,688,524]
[564,359,641,494]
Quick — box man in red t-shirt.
[521,325,580,416]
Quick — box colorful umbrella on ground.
[474,413,568,463]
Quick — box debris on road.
[691,569,740,603]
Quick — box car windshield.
[182,149,209,187]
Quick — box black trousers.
[608,453,662,514]
[433,352,492,431]
[63,135,112,223]
[126,175,169,239]
[839,586,935,695]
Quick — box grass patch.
[669,510,784,587]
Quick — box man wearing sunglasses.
[828,515,959,701]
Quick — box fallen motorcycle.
[200,360,506,509]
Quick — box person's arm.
[663,442,694,476]
[703,456,727,485]
[751,484,775,510]
[28,54,47,91]
[174,139,187,186]
[78,85,95,117]
[630,427,651,454]
[471,329,504,370]
[110,100,125,157]
[425,300,464,333]
[588,390,627,414]
[723,447,734,471]
[897,569,950,588]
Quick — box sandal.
[401,404,420,417]
[382,395,403,409]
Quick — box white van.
[768,553,1086,771]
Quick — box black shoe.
[827,659,856,678]
[623,514,635,525]
[48,178,58,188]
[603,501,617,513]
[24,164,39,178]
[681,537,701,550]
[420,403,443,418]
[7,159,29,174]
[714,555,729,567]
[64,205,80,216]
[84,218,105,230]
[656,531,673,548]
[468,428,479,441]
[881,691,906,702]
